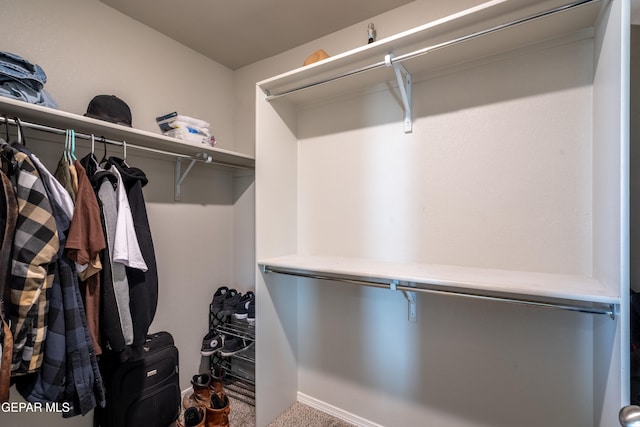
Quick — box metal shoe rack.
[208,308,256,406]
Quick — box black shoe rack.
[209,307,255,406]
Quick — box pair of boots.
[179,397,229,427]
[179,368,230,427]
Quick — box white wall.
[0,1,253,426]
[0,0,236,148]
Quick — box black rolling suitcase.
[96,331,181,427]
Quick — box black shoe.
[219,336,250,357]
[200,331,223,356]
[233,291,255,319]
[210,286,229,314]
[247,298,255,325]
[222,289,241,316]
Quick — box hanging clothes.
[66,160,106,356]
[1,141,59,376]
[108,158,158,352]
[13,147,71,405]
[11,143,105,417]
[110,164,147,272]
[81,154,134,361]
[0,166,17,402]
[0,126,160,409]
[54,153,75,204]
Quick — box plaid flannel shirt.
[6,148,59,375]
[11,145,105,416]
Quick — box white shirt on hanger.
[110,166,148,272]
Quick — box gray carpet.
[267,402,355,427]
[229,398,355,427]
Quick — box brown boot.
[210,365,226,396]
[205,393,230,427]
[183,374,212,409]
[178,406,206,427]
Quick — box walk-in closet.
[0,0,638,426]
[256,0,634,426]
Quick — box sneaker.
[233,291,255,319]
[222,289,241,316]
[200,331,223,356]
[183,406,205,427]
[219,336,250,357]
[247,298,255,325]
[210,286,229,314]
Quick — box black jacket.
[107,157,158,353]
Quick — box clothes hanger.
[99,136,108,165]
[0,117,15,174]
[13,117,26,146]
[70,129,77,161]
[64,129,70,163]
[88,134,100,168]
[2,115,8,142]
[122,140,129,166]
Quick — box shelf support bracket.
[402,290,417,323]
[386,54,412,133]
[175,152,212,201]
[391,280,417,323]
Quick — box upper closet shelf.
[259,255,619,318]
[258,0,606,107]
[0,96,255,169]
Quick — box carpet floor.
[229,398,355,427]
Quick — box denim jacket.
[0,51,57,108]
[0,51,47,88]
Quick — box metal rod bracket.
[175,152,212,201]
[386,54,412,133]
[402,289,417,323]
[390,279,416,322]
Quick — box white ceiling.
[99,0,415,70]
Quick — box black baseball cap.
[85,95,132,127]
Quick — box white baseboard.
[297,392,384,427]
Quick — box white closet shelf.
[0,96,255,169]
[258,254,619,316]
[258,0,605,107]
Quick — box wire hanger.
[69,129,77,161]
[64,129,76,163]
[99,136,108,165]
[88,134,101,168]
[63,129,69,162]
[62,129,69,163]
[14,117,26,146]
[2,114,8,142]
[122,139,129,166]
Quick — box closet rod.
[262,266,616,318]
[264,0,599,101]
[0,115,213,164]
